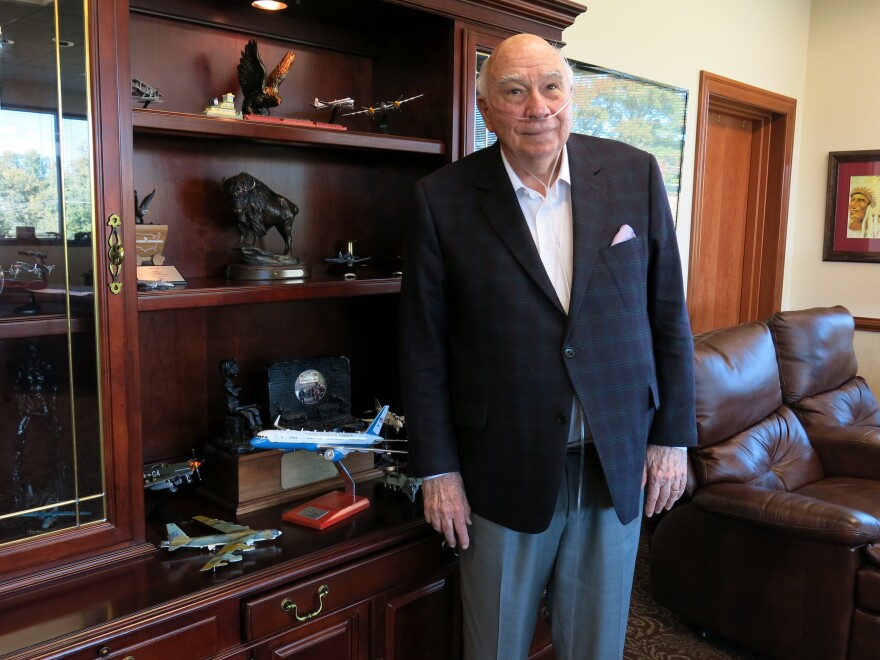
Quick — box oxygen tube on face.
[485,93,573,122]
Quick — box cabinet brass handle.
[107,213,124,294]
[281,584,330,621]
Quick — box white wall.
[561,0,880,391]
[562,0,812,282]
[790,0,880,392]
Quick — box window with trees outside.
[0,108,92,240]
[474,58,688,224]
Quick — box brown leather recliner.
[650,320,880,660]
[767,305,880,432]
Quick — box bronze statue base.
[226,262,310,280]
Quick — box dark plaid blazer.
[399,134,696,533]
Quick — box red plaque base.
[283,490,370,530]
[282,458,370,529]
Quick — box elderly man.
[400,33,696,659]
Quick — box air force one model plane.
[162,515,282,572]
[249,405,407,462]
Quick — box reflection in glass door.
[0,0,105,546]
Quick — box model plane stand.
[283,459,369,529]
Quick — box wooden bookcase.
[0,0,584,656]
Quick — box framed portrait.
[823,150,880,262]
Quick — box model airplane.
[325,250,371,267]
[311,97,354,123]
[131,78,163,108]
[143,456,203,492]
[343,94,423,118]
[20,508,91,530]
[311,97,354,110]
[364,399,404,432]
[250,405,407,462]
[161,515,282,571]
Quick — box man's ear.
[476,97,494,133]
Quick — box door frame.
[688,71,797,324]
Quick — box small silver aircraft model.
[131,78,163,108]
[311,97,354,110]
[250,405,407,462]
[311,97,354,122]
[161,515,282,572]
[143,456,203,492]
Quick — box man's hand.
[643,445,688,517]
[422,471,472,550]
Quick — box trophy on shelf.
[134,188,185,287]
[222,172,309,280]
[204,92,243,119]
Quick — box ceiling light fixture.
[252,1,288,10]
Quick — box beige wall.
[789,0,880,391]
[562,0,880,389]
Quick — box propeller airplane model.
[311,97,354,110]
[311,97,355,123]
[161,515,282,572]
[250,405,407,462]
[143,455,203,492]
[342,94,424,118]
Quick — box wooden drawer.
[243,535,452,641]
[74,615,219,660]
[251,602,369,660]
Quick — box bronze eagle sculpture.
[237,39,295,116]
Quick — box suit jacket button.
[563,347,575,358]
[556,414,567,425]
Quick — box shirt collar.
[500,145,570,199]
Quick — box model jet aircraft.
[161,515,282,571]
[143,456,203,492]
[250,405,407,462]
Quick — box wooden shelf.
[132,108,446,155]
[137,271,402,311]
[0,314,92,340]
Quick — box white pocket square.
[611,224,636,246]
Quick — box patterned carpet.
[624,530,762,660]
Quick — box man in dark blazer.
[400,34,696,659]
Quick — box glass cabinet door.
[0,0,105,548]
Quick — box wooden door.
[688,72,796,334]
[689,110,754,332]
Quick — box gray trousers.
[460,448,642,660]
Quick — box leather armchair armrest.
[693,482,880,545]
[806,425,880,479]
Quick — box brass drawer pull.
[281,584,330,621]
